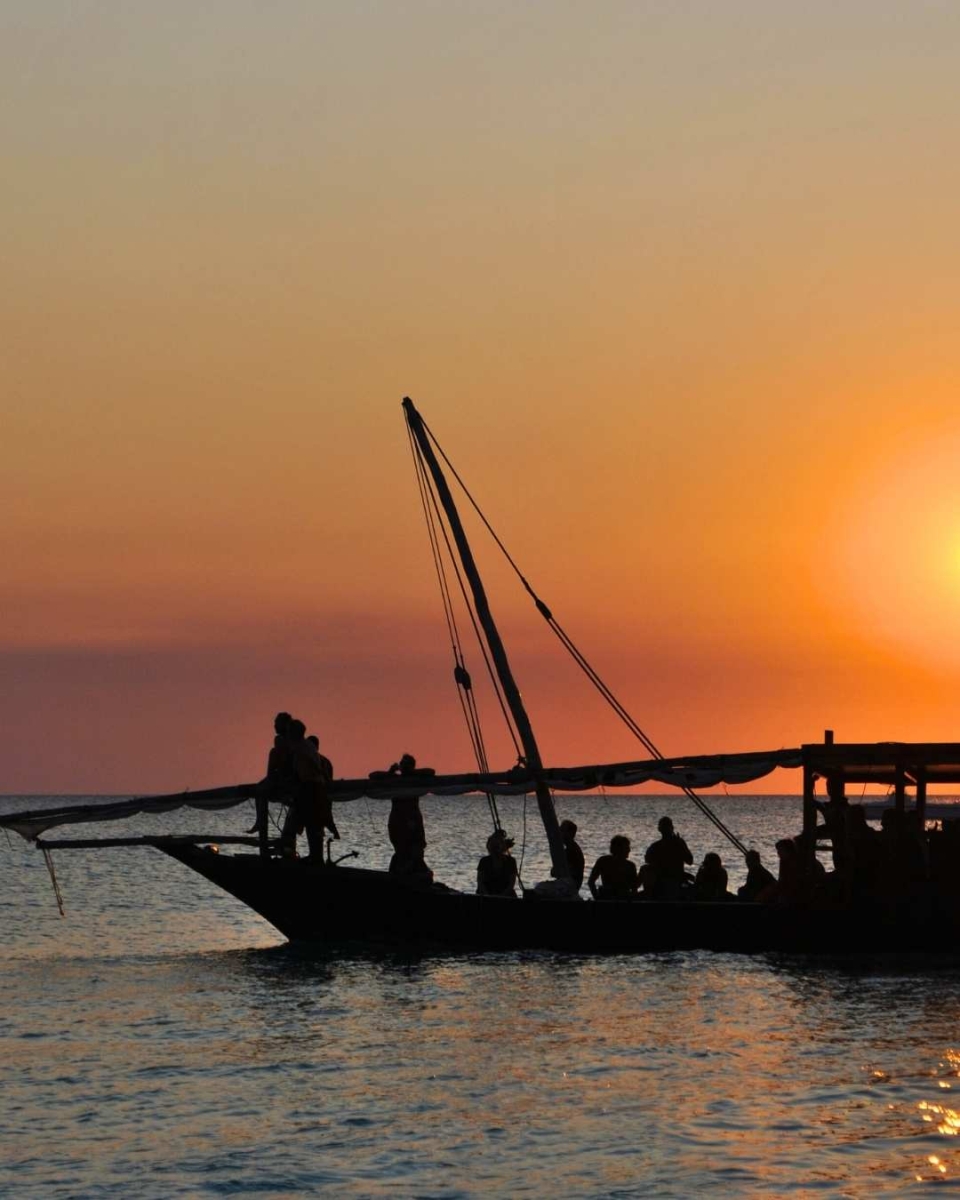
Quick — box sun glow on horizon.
[4,4,960,789]
[824,426,960,670]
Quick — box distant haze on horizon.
[4,2,960,794]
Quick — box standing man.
[280,720,335,860]
[250,711,295,857]
[306,733,338,841]
[386,753,432,880]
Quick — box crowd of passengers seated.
[456,799,954,902]
[576,803,951,904]
[809,796,947,904]
[583,817,780,903]
[475,814,785,902]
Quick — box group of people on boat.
[255,718,439,878]
[477,818,584,896]
[808,789,933,903]
[251,712,338,859]
[474,814,781,902]
[582,818,779,903]
[253,714,943,907]
[475,799,950,904]
[250,718,788,902]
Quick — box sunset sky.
[4,2,960,793]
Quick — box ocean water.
[2,793,959,1198]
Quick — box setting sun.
[3,4,960,791]
[825,426,960,673]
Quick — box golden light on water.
[920,1100,960,1137]
[907,1053,960,1182]
[916,1154,949,1183]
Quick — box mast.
[403,397,570,883]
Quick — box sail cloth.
[0,748,802,842]
[0,784,259,843]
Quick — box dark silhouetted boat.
[5,400,960,955]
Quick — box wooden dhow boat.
[5,400,960,955]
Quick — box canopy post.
[916,769,927,826]
[403,397,570,884]
[895,765,906,816]
[802,762,817,870]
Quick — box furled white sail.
[0,748,802,842]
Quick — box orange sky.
[4,3,960,792]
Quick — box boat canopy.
[0,747,803,842]
[801,741,960,785]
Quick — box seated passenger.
[477,830,519,897]
[880,807,928,893]
[773,837,805,903]
[588,835,639,901]
[555,819,585,890]
[693,852,730,900]
[816,780,850,871]
[644,816,693,899]
[637,861,657,897]
[737,849,776,902]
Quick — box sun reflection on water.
[919,1100,960,1136]
[6,800,960,1197]
[910,1050,960,1182]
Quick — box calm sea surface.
[2,793,959,1198]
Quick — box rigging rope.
[516,791,528,889]
[413,434,523,762]
[408,424,486,772]
[41,847,65,917]
[406,422,511,832]
[417,413,749,859]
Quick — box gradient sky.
[4,2,960,793]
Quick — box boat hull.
[162,846,959,956]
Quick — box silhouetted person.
[693,852,730,900]
[644,816,693,899]
[477,830,519,897]
[280,720,335,859]
[305,733,332,776]
[588,835,639,901]
[386,753,433,881]
[816,778,850,871]
[773,837,804,903]
[880,807,927,895]
[555,819,585,890]
[738,849,776,902]
[250,711,295,855]
[268,712,295,780]
[844,805,883,899]
[305,732,338,841]
[637,861,658,896]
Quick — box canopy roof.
[801,741,960,786]
[8,742,960,843]
[0,747,802,842]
